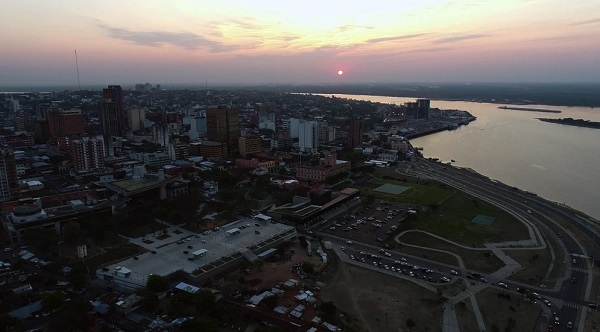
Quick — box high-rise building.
[283,118,301,138]
[100,85,126,137]
[99,85,126,156]
[0,147,19,202]
[348,119,363,148]
[9,96,20,112]
[128,107,146,132]
[189,111,207,140]
[298,120,319,152]
[417,98,431,119]
[46,108,85,138]
[68,135,105,172]
[206,107,239,150]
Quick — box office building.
[189,141,228,160]
[189,111,207,140]
[99,85,126,156]
[46,108,85,138]
[298,120,319,152]
[206,107,239,150]
[8,96,20,112]
[69,135,105,172]
[348,119,363,148]
[100,85,126,137]
[128,107,146,132]
[168,142,189,161]
[417,99,431,119]
[0,148,19,202]
[283,118,301,139]
[239,136,262,157]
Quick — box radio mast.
[75,49,81,90]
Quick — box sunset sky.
[1,0,599,86]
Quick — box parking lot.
[319,200,414,247]
[339,243,456,284]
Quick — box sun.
[337,70,344,76]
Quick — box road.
[401,158,593,330]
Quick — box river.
[330,94,600,220]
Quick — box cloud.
[97,22,257,52]
[571,18,600,26]
[365,33,429,44]
[313,43,363,53]
[311,33,429,54]
[434,33,487,44]
[337,24,375,32]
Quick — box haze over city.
[2,0,600,86]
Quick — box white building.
[298,120,319,152]
[128,108,146,131]
[189,111,207,140]
[283,118,301,138]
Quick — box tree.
[319,301,337,320]
[0,315,18,331]
[194,290,216,313]
[262,295,279,310]
[146,274,169,294]
[181,318,219,332]
[42,291,65,311]
[406,318,416,330]
[62,221,82,243]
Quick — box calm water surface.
[333,94,600,220]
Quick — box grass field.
[320,251,444,332]
[358,176,529,248]
[368,178,455,206]
[476,288,541,332]
[413,191,530,247]
[399,232,504,274]
[506,231,566,286]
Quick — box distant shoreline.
[497,106,561,113]
[537,117,600,129]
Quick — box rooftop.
[96,218,296,287]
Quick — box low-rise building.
[295,154,350,182]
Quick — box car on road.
[340,247,345,251]
[479,278,488,283]
[543,299,552,307]
[531,292,542,300]
[498,282,508,289]
[566,321,573,329]
[345,240,353,244]
[572,277,577,283]
[440,276,450,283]
[3,247,12,252]
[557,232,562,237]
[450,270,458,275]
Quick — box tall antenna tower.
[75,49,81,90]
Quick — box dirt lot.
[219,239,323,292]
[319,252,444,332]
[476,288,541,332]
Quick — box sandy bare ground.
[320,255,444,332]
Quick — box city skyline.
[2,0,600,86]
